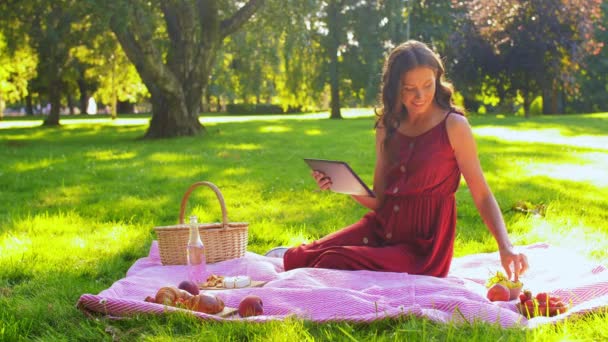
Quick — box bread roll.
[187,293,225,314]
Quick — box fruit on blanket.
[238,295,264,317]
[519,293,528,304]
[517,289,568,318]
[535,292,548,303]
[487,283,510,302]
[186,293,225,314]
[485,271,523,300]
[154,286,193,305]
[508,285,522,300]
[178,280,200,295]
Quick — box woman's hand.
[499,247,529,282]
[312,170,332,191]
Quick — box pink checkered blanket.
[77,242,608,327]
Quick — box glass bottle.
[187,215,206,284]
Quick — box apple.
[487,283,510,302]
[238,295,264,317]
[508,284,522,300]
[178,280,200,296]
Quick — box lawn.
[1,110,607,341]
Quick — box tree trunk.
[522,88,531,118]
[327,0,342,119]
[67,92,75,115]
[108,0,264,138]
[542,85,551,114]
[78,77,88,115]
[26,93,34,115]
[542,79,564,115]
[145,90,204,138]
[0,94,4,121]
[44,80,62,126]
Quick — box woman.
[269,40,528,280]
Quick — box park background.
[1,0,608,341]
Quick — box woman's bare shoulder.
[445,112,474,151]
[446,111,469,125]
[446,112,471,134]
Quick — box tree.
[2,0,88,125]
[0,32,37,120]
[93,0,264,138]
[453,0,603,116]
[72,31,149,118]
[571,2,608,113]
[341,0,384,106]
[325,0,344,119]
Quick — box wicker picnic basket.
[154,181,248,265]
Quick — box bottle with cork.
[187,215,206,284]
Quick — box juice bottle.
[187,215,206,284]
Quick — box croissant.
[154,286,193,305]
[186,293,225,314]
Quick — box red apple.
[487,283,510,302]
[238,295,264,317]
[508,284,522,300]
[178,280,200,296]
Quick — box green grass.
[1,110,607,341]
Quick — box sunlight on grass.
[11,158,56,172]
[0,117,149,130]
[85,150,136,162]
[148,152,194,163]
[221,167,249,176]
[474,126,608,150]
[0,234,32,259]
[305,129,323,136]
[0,212,148,271]
[40,185,89,207]
[0,108,376,131]
[223,143,262,151]
[259,125,292,133]
[150,163,205,178]
[517,216,608,257]
[521,152,608,187]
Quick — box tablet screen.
[303,158,375,197]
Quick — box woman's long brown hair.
[375,40,461,151]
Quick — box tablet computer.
[303,158,375,197]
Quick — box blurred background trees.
[0,0,605,136]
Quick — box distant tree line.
[0,0,605,137]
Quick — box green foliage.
[0,33,37,118]
[71,31,149,108]
[1,111,607,339]
[570,2,608,113]
[530,96,543,116]
[451,0,604,115]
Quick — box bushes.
[225,103,302,115]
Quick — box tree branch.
[110,13,183,99]
[220,0,264,39]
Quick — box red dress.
[284,111,461,277]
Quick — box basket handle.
[178,181,229,228]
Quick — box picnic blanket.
[77,242,608,328]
